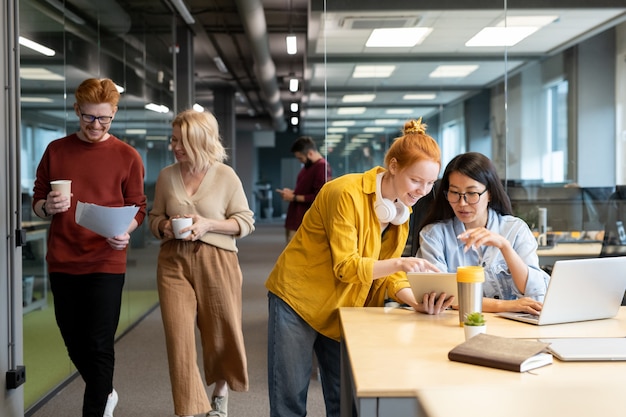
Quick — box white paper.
[75,201,139,238]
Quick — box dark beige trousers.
[157,240,248,416]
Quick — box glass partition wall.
[311,3,626,246]
[19,0,173,410]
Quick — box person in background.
[417,151,550,314]
[265,119,453,417]
[276,136,331,242]
[149,109,255,417]
[32,77,147,417]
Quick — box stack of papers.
[75,201,139,238]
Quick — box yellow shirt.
[265,167,411,341]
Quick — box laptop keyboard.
[517,313,540,319]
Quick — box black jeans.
[50,272,124,417]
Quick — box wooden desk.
[536,242,602,266]
[339,307,626,417]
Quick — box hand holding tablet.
[407,272,458,304]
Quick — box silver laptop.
[497,257,626,325]
[407,272,458,301]
[538,337,626,361]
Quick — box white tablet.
[407,272,458,302]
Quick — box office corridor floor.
[28,223,326,417]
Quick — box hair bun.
[403,118,427,135]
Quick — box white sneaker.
[103,389,118,417]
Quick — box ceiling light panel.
[332,120,356,127]
[342,94,376,103]
[364,127,385,133]
[465,27,539,47]
[286,35,297,55]
[339,16,422,30]
[19,37,55,56]
[289,78,299,92]
[338,107,367,115]
[366,27,433,47]
[374,119,400,125]
[352,65,396,78]
[403,93,437,100]
[496,16,559,27]
[20,67,63,80]
[385,109,413,115]
[429,65,479,78]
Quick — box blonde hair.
[384,118,441,169]
[172,110,227,173]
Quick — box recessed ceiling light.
[125,129,147,135]
[352,65,395,78]
[145,103,170,113]
[385,109,413,115]
[403,93,437,100]
[366,27,433,47]
[325,137,343,143]
[289,78,299,92]
[429,65,478,78]
[20,67,64,81]
[328,127,348,133]
[338,107,367,115]
[286,35,297,55]
[342,94,376,103]
[364,127,385,133]
[213,57,228,73]
[19,37,55,56]
[496,16,559,27]
[20,97,53,103]
[332,120,356,127]
[375,119,400,126]
[465,27,539,47]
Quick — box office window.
[441,120,465,169]
[543,80,568,183]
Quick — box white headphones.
[374,172,410,225]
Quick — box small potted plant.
[463,312,486,340]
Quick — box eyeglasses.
[79,109,113,124]
[444,189,488,205]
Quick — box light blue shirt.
[417,208,550,301]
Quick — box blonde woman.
[149,110,254,417]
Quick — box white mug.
[171,217,192,239]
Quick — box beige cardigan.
[149,162,255,252]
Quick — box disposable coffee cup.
[171,217,192,239]
[51,180,72,199]
[456,266,485,327]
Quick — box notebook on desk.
[497,257,626,325]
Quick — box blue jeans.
[268,292,341,417]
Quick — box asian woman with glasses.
[416,152,550,314]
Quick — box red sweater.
[285,158,331,231]
[33,133,147,275]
